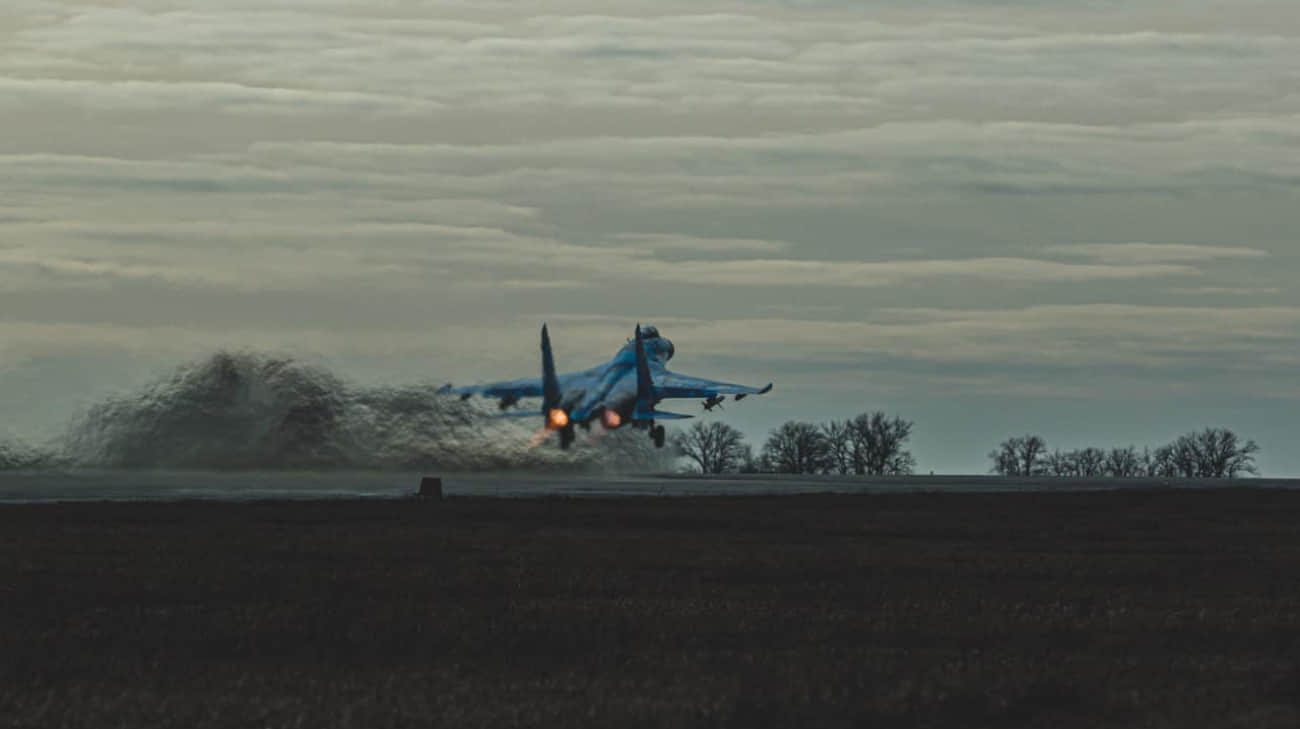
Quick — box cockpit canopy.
[638,324,674,360]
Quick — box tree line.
[672,417,1264,478]
[671,412,916,475]
[988,428,1260,478]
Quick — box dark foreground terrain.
[3,490,1299,728]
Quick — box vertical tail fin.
[630,324,691,422]
[633,323,656,419]
[541,323,561,414]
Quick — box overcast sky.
[2,0,1297,473]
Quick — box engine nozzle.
[547,408,570,430]
[601,409,623,429]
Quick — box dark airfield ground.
[2,489,1299,728]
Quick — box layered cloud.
[1049,244,1271,264]
[1,0,1298,469]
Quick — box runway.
[0,470,1294,502]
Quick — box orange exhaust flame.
[527,427,551,449]
[547,408,569,429]
[601,410,622,429]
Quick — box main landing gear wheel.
[559,424,576,450]
[652,424,666,449]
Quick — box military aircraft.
[441,324,772,449]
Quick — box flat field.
[2,490,1299,728]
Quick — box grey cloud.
[7,5,1299,129]
[611,233,792,254]
[3,304,1294,381]
[1165,287,1283,296]
[238,115,1300,203]
[531,306,1300,373]
[1049,243,1271,263]
[622,258,1200,288]
[0,78,444,116]
[2,0,1299,472]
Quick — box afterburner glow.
[548,408,570,429]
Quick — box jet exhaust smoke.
[0,438,53,470]
[4,351,672,472]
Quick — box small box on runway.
[418,477,443,500]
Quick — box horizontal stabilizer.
[632,409,694,421]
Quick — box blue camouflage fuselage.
[552,332,677,426]
[445,323,771,443]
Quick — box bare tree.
[1147,444,1179,477]
[990,442,1018,476]
[672,421,748,474]
[1139,447,1156,476]
[1042,448,1103,477]
[820,420,855,475]
[990,435,1048,476]
[761,421,829,474]
[882,446,917,477]
[1075,447,1107,477]
[1044,449,1078,476]
[1105,446,1143,477]
[1032,432,1261,480]
[848,412,916,476]
[1166,428,1260,478]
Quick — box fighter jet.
[441,324,772,449]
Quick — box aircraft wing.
[654,371,773,400]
